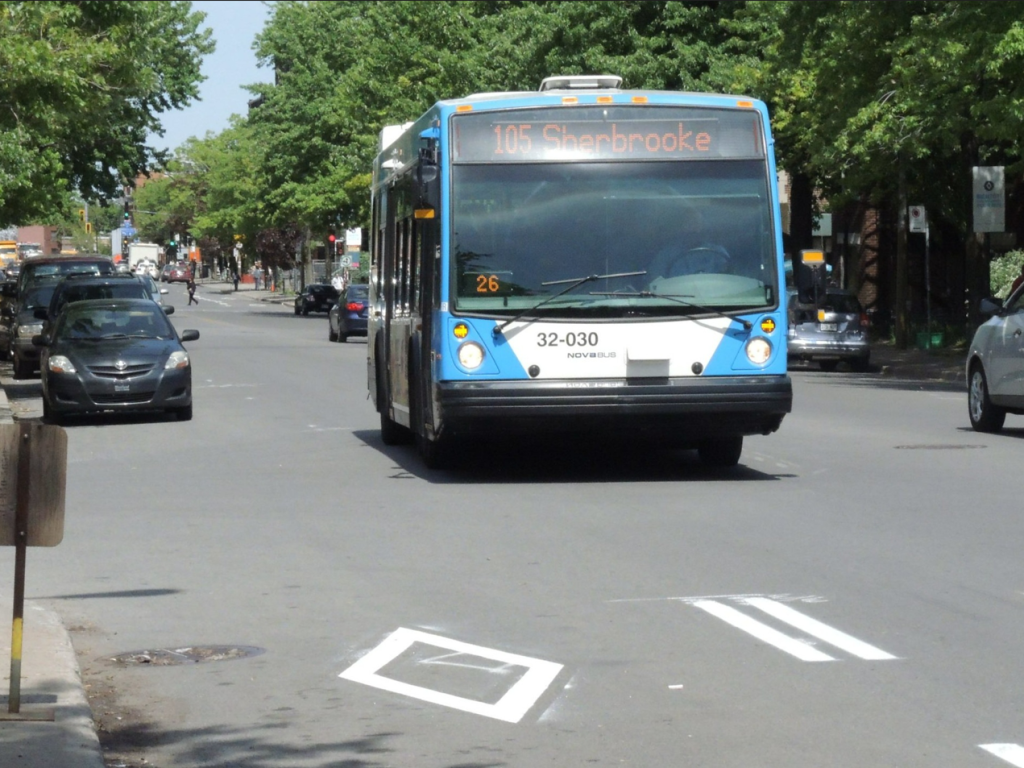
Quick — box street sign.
[0,423,67,547]
[121,225,137,238]
[973,166,1005,233]
[908,205,927,233]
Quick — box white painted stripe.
[981,744,1024,767]
[693,600,834,662]
[339,628,563,723]
[743,598,897,661]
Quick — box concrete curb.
[0,600,105,768]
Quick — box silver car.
[787,289,870,371]
[967,287,1024,432]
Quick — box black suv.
[42,273,159,325]
[294,283,339,316]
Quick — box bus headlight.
[745,337,772,365]
[457,341,485,370]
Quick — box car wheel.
[174,402,193,422]
[337,332,347,343]
[301,306,309,316]
[697,436,743,468]
[819,360,839,372]
[848,356,870,373]
[968,363,1005,433]
[328,324,338,342]
[294,305,300,316]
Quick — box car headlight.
[745,337,772,365]
[165,351,190,369]
[48,355,76,374]
[457,341,485,370]
[17,322,43,338]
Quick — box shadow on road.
[354,430,792,484]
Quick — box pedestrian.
[1011,263,1024,295]
[187,276,198,305]
[232,270,239,291]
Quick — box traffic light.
[78,208,86,222]
[328,228,337,256]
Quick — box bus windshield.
[451,159,778,318]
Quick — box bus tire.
[417,433,451,470]
[697,436,743,468]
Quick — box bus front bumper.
[435,375,792,441]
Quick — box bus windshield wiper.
[590,289,753,330]
[493,271,646,336]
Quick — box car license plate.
[114,383,130,393]
[819,323,838,332]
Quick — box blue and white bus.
[368,75,792,468]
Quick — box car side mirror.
[31,334,49,347]
[180,329,200,342]
[33,307,48,320]
[163,305,174,315]
[979,298,1002,317]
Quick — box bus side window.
[410,220,421,314]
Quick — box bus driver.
[646,206,730,283]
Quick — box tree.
[0,1,214,227]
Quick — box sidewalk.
[869,340,966,386]
[0,388,103,767]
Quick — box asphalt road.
[1,282,1022,768]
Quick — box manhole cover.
[894,444,986,450]
[108,645,265,666]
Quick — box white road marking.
[339,627,563,723]
[742,598,897,660]
[608,592,825,604]
[981,744,1024,766]
[693,600,835,662]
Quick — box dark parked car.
[5,280,59,378]
[328,284,369,342]
[43,274,162,325]
[787,289,870,371]
[35,298,199,423]
[17,255,115,293]
[966,287,1024,433]
[295,283,339,316]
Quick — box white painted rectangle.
[693,600,834,662]
[742,598,896,661]
[981,744,1024,767]
[339,628,563,723]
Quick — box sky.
[148,1,274,155]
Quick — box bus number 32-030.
[537,332,599,347]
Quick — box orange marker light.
[737,100,755,108]
[456,104,473,112]
[562,96,578,104]
[632,96,648,104]
[453,323,469,339]
[597,96,613,104]
[760,318,776,334]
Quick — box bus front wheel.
[697,436,743,468]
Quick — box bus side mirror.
[415,160,440,212]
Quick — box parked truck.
[127,242,161,272]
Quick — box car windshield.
[347,285,368,300]
[451,160,777,318]
[22,283,57,310]
[56,305,173,340]
[823,294,862,313]
[61,283,148,307]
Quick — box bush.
[990,249,1024,299]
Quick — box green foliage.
[991,249,1024,299]
[0,1,214,227]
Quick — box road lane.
[1,287,1022,767]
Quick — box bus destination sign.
[452,108,763,163]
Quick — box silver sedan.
[967,287,1024,432]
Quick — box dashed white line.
[742,598,897,661]
[981,744,1024,767]
[693,600,835,662]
